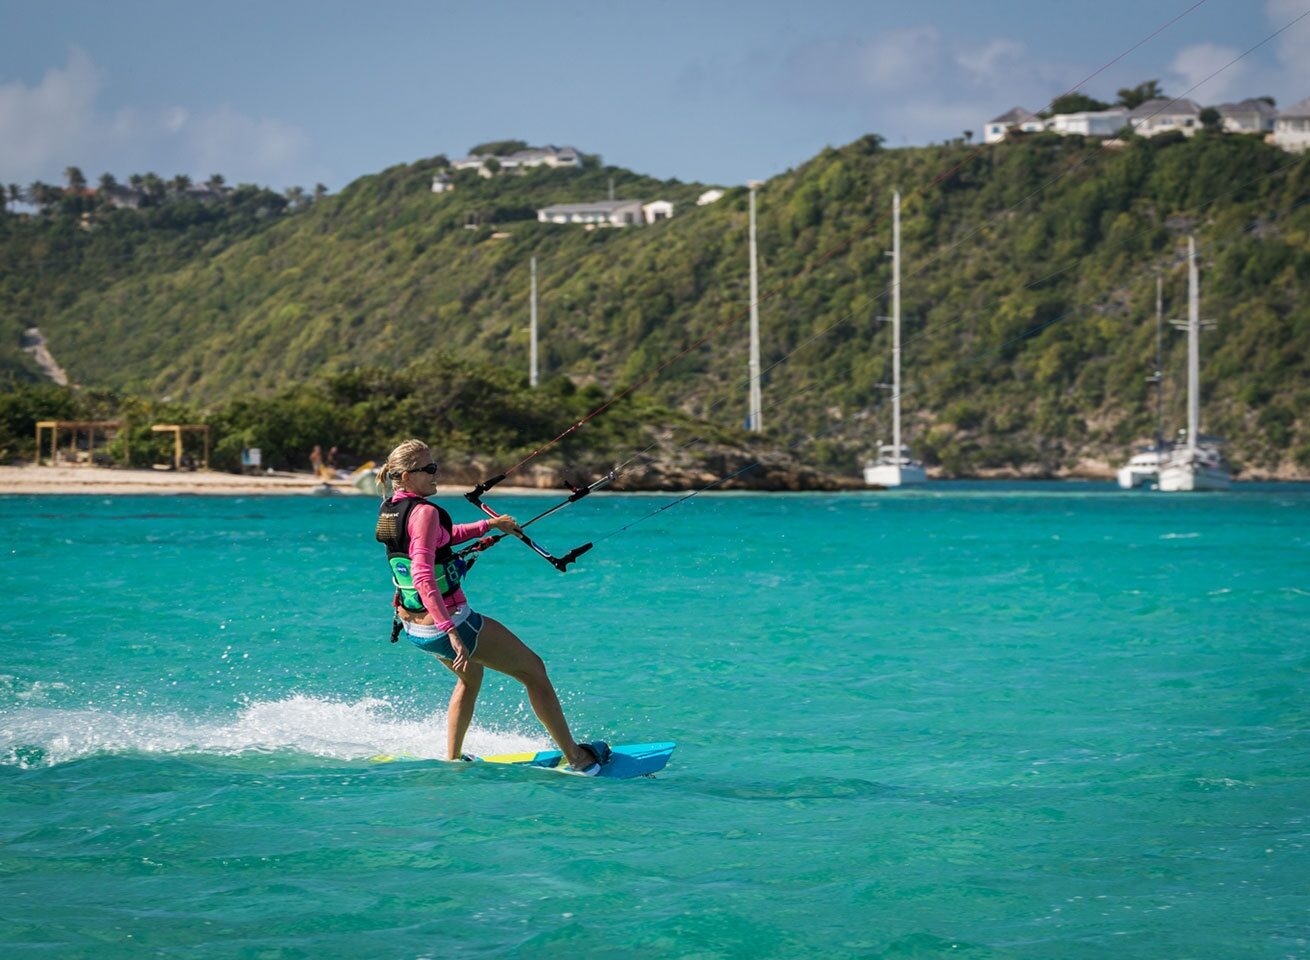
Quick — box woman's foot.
[567,741,611,775]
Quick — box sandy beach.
[0,465,557,497]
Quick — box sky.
[2,0,1309,193]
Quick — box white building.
[431,174,453,194]
[1047,107,1128,137]
[984,107,1045,143]
[1216,98,1277,134]
[537,199,645,226]
[1273,96,1310,153]
[642,199,674,222]
[1128,98,1202,137]
[696,189,725,205]
[452,145,581,177]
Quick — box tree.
[1116,81,1164,110]
[141,173,166,203]
[1257,95,1276,107]
[1049,92,1111,115]
[1199,106,1222,132]
[468,139,528,156]
[27,181,59,210]
[284,185,307,209]
[64,166,87,191]
[313,183,328,201]
[4,183,22,212]
[963,129,973,144]
[128,173,145,190]
[206,173,226,191]
[169,174,193,195]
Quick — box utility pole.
[747,180,763,432]
[529,256,539,388]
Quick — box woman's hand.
[489,514,521,535]
[450,634,470,672]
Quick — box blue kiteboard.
[372,741,676,779]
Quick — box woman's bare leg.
[439,658,483,761]
[470,616,597,769]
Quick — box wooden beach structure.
[151,424,210,470]
[35,420,127,466]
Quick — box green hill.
[3,132,1308,478]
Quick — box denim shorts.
[404,611,484,662]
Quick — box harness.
[375,495,468,614]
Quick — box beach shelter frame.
[150,424,210,470]
[35,420,127,466]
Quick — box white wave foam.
[1160,532,1201,540]
[0,694,547,768]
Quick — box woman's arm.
[449,519,492,544]
[407,504,456,632]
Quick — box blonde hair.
[376,439,431,498]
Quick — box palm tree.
[1117,80,1164,110]
[313,183,328,201]
[141,173,166,204]
[205,173,226,191]
[4,184,21,212]
[64,166,87,192]
[284,185,306,210]
[169,173,193,196]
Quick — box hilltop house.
[642,200,674,222]
[453,145,581,178]
[431,174,453,194]
[1128,98,1202,136]
[1217,98,1277,134]
[1047,107,1128,137]
[537,199,646,226]
[1273,97,1310,152]
[984,107,1045,143]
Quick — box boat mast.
[1154,274,1163,450]
[1186,236,1199,457]
[892,190,902,464]
[748,181,763,432]
[530,256,539,388]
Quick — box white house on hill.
[1128,98,1202,136]
[1217,99,1277,134]
[1274,97,1310,152]
[538,199,645,226]
[642,200,674,222]
[453,145,581,178]
[697,189,725,205]
[1048,107,1128,137]
[984,107,1044,143]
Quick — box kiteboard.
[372,740,676,780]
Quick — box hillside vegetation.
[3,133,1308,478]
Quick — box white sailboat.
[1157,236,1230,492]
[864,191,927,488]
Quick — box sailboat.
[1117,276,1171,490]
[1157,236,1230,492]
[863,191,927,488]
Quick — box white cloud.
[0,47,102,177]
[0,48,322,188]
[778,28,1072,144]
[1170,43,1245,102]
[1266,0,1310,94]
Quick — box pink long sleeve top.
[393,490,491,632]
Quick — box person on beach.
[373,439,609,774]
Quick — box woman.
[374,439,608,774]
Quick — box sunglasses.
[409,463,439,475]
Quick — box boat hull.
[864,463,928,487]
[1158,462,1231,492]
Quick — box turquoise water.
[2,483,1307,959]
